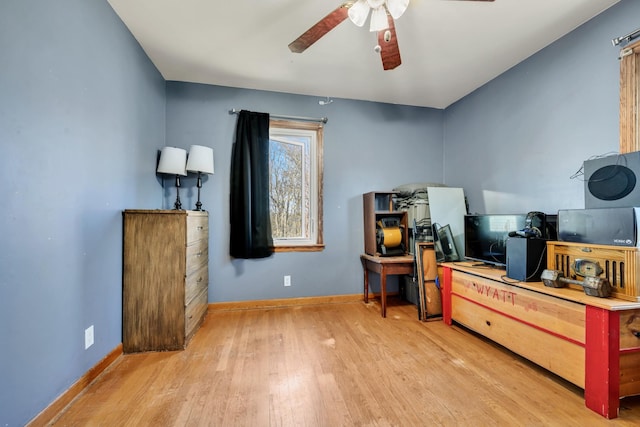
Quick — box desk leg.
[584,306,620,419]
[362,260,369,303]
[380,266,387,318]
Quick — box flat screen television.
[464,214,527,267]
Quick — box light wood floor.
[52,298,640,426]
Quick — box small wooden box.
[546,241,640,302]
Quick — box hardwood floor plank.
[51,299,640,426]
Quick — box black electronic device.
[558,207,640,246]
[584,151,640,208]
[433,223,460,262]
[506,237,547,282]
[464,214,527,267]
[508,211,546,238]
[545,214,558,240]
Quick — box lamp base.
[174,175,183,210]
[194,172,204,211]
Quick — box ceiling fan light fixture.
[347,0,370,27]
[369,6,389,32]
[386,0,409,20]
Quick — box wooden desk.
[360,254,414,317]
[441,262,640,420]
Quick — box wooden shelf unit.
[547,241,640,302]
[363,191,408,256]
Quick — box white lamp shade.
[157,147,187,176]
[186,145,214,174]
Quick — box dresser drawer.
[186,240,208,276]
[620,309,640,349]
[185,263,208,306]
[452,295,585,387]
[185,287,208,341]
[187,213,208,244]
[451,271,585,344]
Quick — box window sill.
[273,244,325,253]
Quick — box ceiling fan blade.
[288,4,350,53]
[378,15,401,70]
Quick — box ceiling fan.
[288,0,495,71]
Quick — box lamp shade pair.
[157,145,214,211]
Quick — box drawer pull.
[197,277,203,283]
[486,320,491,327]
[197,252,203,257]
[197,226,204,230]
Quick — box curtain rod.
[612,27,640,46]
[229,108,328,124]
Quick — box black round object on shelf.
[588,164,636,201]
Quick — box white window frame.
[269,119,324,252]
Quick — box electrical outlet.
[85,325,94,350]
[284,275,291,287]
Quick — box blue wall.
[165,83,444,303]
[444,0,639,215]
[0,0,166,425]
[1,0,638,425]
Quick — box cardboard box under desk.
[547,241,640,302]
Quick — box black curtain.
[229,110,274,259]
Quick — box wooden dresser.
[123,210,209,353]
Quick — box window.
[269,119,324,252]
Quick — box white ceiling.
[107,0,621,109]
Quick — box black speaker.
[506,238,547,282]
[584,151,640,209]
